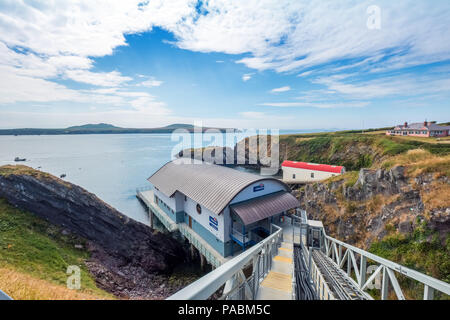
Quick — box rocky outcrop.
[297,166,449,248]
[176,135,280,172]
[0,165,187,299]
[344,166,408,201]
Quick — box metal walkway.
[256,225,294,300]
[168,210,450,300]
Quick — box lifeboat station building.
[137,159,299,267]
[282,161,345,183]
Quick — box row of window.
[291,172,336,179]
[389,130,428,134]
[292,172,315,179]
[390,130,446,135]
[156,192,203,216]
[154,195,175,214]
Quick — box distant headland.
[0,123,239,135]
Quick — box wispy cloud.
[242,73,253,82]
[138,78,164,87]
[259,101,369,109]
[64,70,132,87]
[270,86,291,93]
[1,1,450,128]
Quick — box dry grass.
[389,135,450,145]
[0,165,73,188]
[421,181,450,213]
[381,149,450,177]
[326,170,359,187]
[0,266,111,300]
[363,130,386,135]
[294,137,314,143]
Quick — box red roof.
[282,161,344,173]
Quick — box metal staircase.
[168,210,450,300]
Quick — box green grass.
[0,198,112,298]
[369,220,450,300]
[280,132,450,172]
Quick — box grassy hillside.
[285,129,450,299]
[0,198,114,300]
[280,132,450,171]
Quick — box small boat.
[60,174,66,178]
[14,157,26,162]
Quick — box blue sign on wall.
[209,216,218,231]
[253,183,265,192]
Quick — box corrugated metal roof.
[148,158,290,215]
[282,160,344,173]
[230,191,300,225]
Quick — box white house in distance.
[282,160,345,183]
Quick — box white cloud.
[64,70,132,87]
[1,0,450,127]
[0,66,81,104]
[167,1,450,74]
[259,101,369,109]
[242,73,252,82]
[139,78,164,87]
[270,86,291,93]
[312,73,450,99]
[0,1,179,117]
[297,71,313,77]
[2,1,450,78]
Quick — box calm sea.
[0,130,315,224]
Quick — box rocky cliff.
[0,165,186,299]
[297,165,449,249]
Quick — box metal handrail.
[167,224,283,300]
[322,232,450,299]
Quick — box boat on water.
[14,157,26,162]
[60,174,66,178]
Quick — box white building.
[282,161,345,183]
[146,159,300,258]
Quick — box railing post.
[347,250,352,276]
[308,247,312,278]
[423,285,434,300]
[359,255,367,288]
[381,267,389,300]
[253,254,260,298]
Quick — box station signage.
[209,216,218,231]
[253,183,265,192]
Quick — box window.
[196,204,202,214]
[292,174,296,179]
[311,172,314,178]
[184,195,187,201]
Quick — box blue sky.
[0,0,449,130]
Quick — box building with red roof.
[281,161,345,183]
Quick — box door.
[188,216,192,228]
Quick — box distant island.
[0,123,239,135]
